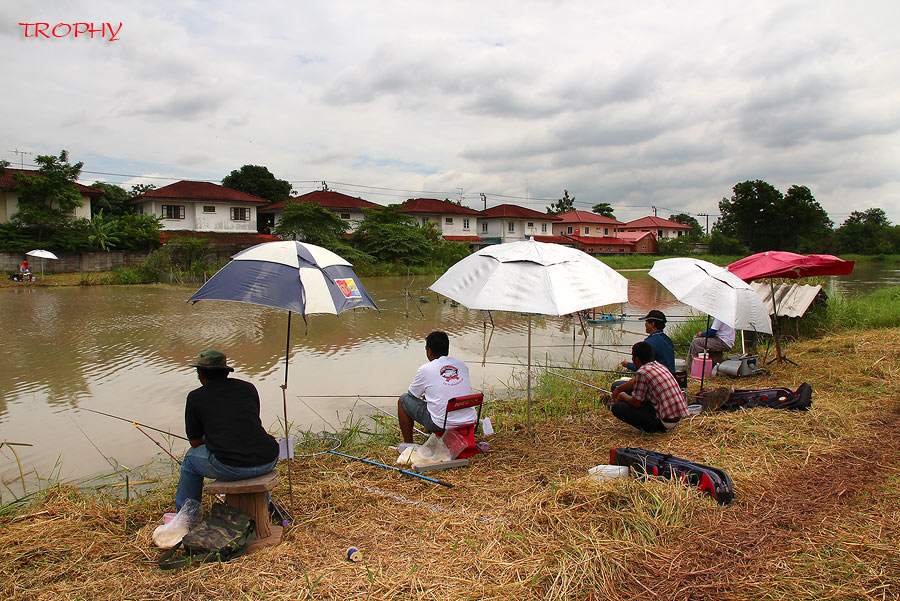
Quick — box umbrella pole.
[281,311,294,508]
[770,279,783,364]
[527,314,532,433]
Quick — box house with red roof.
[259,190,381,233]
[478,204,560,243]
[129,180,270,233]
[617,231,659,253]
[552,210,625,239]
[562,234,634,254]
[619,216,693,239]
[0,168,102,223]
[398,198,483,243]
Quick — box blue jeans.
[175,445,278,511]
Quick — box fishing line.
[133,422,182,464]
[80,407,188,441]
[546,370,613,394]
[292,432,343,458]
[355,396,427,436]
[69,417,124,472]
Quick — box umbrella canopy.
[649,258,772,335]
[727,251,854,282]
[26,249,59,260]
[188,240,377,316]
[430,239,629,316]
[430,239,629,430]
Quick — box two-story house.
[130,180,270,233]
[259,190,381,233]
[0,168,102,223]
[398,198,483,243]
[478,204,560,244]
[552,210,624,238]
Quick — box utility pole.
[652,206,657,217]
[480,193,486,211]
[697,213,710,235]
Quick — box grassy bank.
[2,324,899,600]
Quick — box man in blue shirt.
[612,310,677,399]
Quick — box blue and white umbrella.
[188,241,377,490]
[189,240,376,317]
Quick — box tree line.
[2,152,896,263]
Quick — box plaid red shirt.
[633,360,689,421]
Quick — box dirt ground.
[1,328,898,600]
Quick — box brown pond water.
[0,267,893,497]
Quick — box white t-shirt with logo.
[408,355,476,429]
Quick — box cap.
[188,349,234,371]
[641,310,667,326]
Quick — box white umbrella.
[648,258,772,334]
[430,239,629,429]
[26,249,60,280]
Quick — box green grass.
[595,254,743,270]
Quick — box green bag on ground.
[158,503,256,570]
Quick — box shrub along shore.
[1,285,899,599]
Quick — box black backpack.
[158,504,256,570]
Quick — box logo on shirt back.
[440,365,460,383]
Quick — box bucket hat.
[189,349,234,371]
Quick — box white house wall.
[136,200,258,232]
[0,190,92,223]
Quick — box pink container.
[691,356,714,379]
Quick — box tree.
[222,165,292,203]
[547,190,575,215]
[87,209,121,251]
[715,180,832,253]
[836,208,895,254]
[353,205,433,264]
[12,150,84,242]
[668,213,703,239]
[129,183,156,198]
[90,182,130,217]
[110,213,163,250]
[273,201,349,248]
[780,185,833,252]
[592,203,615,218]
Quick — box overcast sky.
[3,0,899,225]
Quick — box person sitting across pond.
[175,349,279,511]
[610,341,688,433]
[397,331,476,450]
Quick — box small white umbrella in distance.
[431,239,629,429]
[26,249,60,280]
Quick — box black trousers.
[611,400,668,433]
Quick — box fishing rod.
[80,407,188,441]
[327,450,453,488]
[356,396,427,436]
[547,370,613,394]
[133,423,182,464]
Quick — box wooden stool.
[205,470,281,552]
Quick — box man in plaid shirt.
[611,341,689,433]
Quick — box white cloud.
[2,0,899,224]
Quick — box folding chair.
[439,392,484,459]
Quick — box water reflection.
[1,266,893,492]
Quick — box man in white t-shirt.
[397,331,476,445]
[687,318,736,363]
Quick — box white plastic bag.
[411,433,452,465]
[152,498,201,549]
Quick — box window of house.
[507,221,515,233]
[202,205,215,213]
[481,222,488,233]
[566,226,573,234]
[541,223,547,233]
[463,218,470,230]
[445,217,453,225]
[657,230,663,238]
[230,207,251,221]
[585,227,590,234]
[162,205,185,219]
[341,213,351,220]
[604,228,609,235]
[527,222,534,229]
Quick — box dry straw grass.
[2,329,899,600]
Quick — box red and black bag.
[610,447,734,505]
[697,382,813,411]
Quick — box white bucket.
[588,464,629,481]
